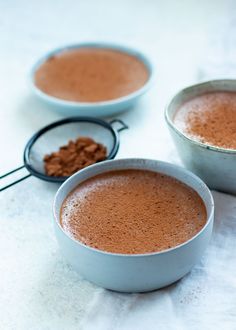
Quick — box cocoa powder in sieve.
[44,137,107,177]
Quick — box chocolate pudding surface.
[34,47,149,102]
[174,91,236,149]
[60,169,207,254]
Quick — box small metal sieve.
[0,117,128,192]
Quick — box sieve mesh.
[1,117,127,191]
[28,123,115,174]
[24,117,121,182]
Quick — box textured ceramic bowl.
[30,42,154,117]
[165,79,236,195]
[53,158,214,293]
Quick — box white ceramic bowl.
[53,158,214,293]
[30,42,154,117]
[165,79,236,195]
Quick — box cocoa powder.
[34,47,149,102]
[60,169,207,254]
[174,91,236,149]
[44,137,107,177]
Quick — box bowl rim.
[53,158,214,258]
[165,79,236,154]
[30,41,155,108]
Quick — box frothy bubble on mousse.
[60,169,207,254]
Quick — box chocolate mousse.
[174,91,236,149]
[34,47,149,102]
[60,169,207,254]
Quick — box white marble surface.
[0,1,235,329]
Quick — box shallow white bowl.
[165,79,236,194]
[30,42,154,117]
[53,158,214,293]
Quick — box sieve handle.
[0,165,31,192]
[109,119,129,132]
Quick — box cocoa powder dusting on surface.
[174,91,236,149]
[44,137,107,177]
[34,47,149,102]
[60,169,207,254]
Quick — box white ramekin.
[30,42,154,117]
[165,79,236,195]
[53,158,214,292]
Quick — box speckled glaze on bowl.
[165,79,236,195]
[30,42,154,117]
[53,158,214,293]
